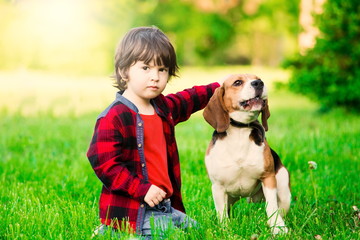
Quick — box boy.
[87,26,220,238]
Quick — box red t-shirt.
[141,113,173,198]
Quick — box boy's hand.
[144,185,166,207]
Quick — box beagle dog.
[203,74,291,234]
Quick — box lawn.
[0,68,359,239]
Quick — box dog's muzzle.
[240,97,266,109]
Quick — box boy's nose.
[151,70,159,81]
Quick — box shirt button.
[138,123,142,127]
[138,143,142,148]
[140,204,144,208]
[141,163,145,167]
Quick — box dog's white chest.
[205,126,265,196]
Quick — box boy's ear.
[118,68,128,80]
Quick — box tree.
[285,0,360,112]
[132,0,235,65]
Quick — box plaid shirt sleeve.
[87,107,151,202]
[165,82,220,124]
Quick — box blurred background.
[0,0,299,72]
[0,0,358,115]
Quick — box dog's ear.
[203,87,230,133]
[261,99,270,131]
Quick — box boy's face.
[124,60,169,102]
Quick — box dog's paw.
[271,225,288,235]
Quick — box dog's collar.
[230,118,265,146]
[230,118,253,128]
[230,118,263,130]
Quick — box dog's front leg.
[262,176,288,234]
[211,184,228,222]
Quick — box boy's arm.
[165,82,220,124]
[87,117,151,201]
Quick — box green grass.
[177,98,360,239]
[1,89,359,239]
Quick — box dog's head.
[203,74,270,133]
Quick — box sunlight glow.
[0,0,109,73]
[18,0,91,47]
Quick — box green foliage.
[132,0,235,65]
[133,0,299,66]
[285,0,360,112]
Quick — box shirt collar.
[116,91,139,113]
[116,91,165,117]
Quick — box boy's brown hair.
[113,26,179,90]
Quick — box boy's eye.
[159,68,169,72]
[142,66,149,70]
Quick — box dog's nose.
[251,79,264,90]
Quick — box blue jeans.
[92,199,197,239]
[142,199,197,238]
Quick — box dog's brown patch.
[206,131,227,155]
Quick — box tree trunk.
[298,0,326,54]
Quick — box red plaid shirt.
[87,83,219,234]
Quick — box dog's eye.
[233,80,243,86]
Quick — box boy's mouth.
[147,86,159,90]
